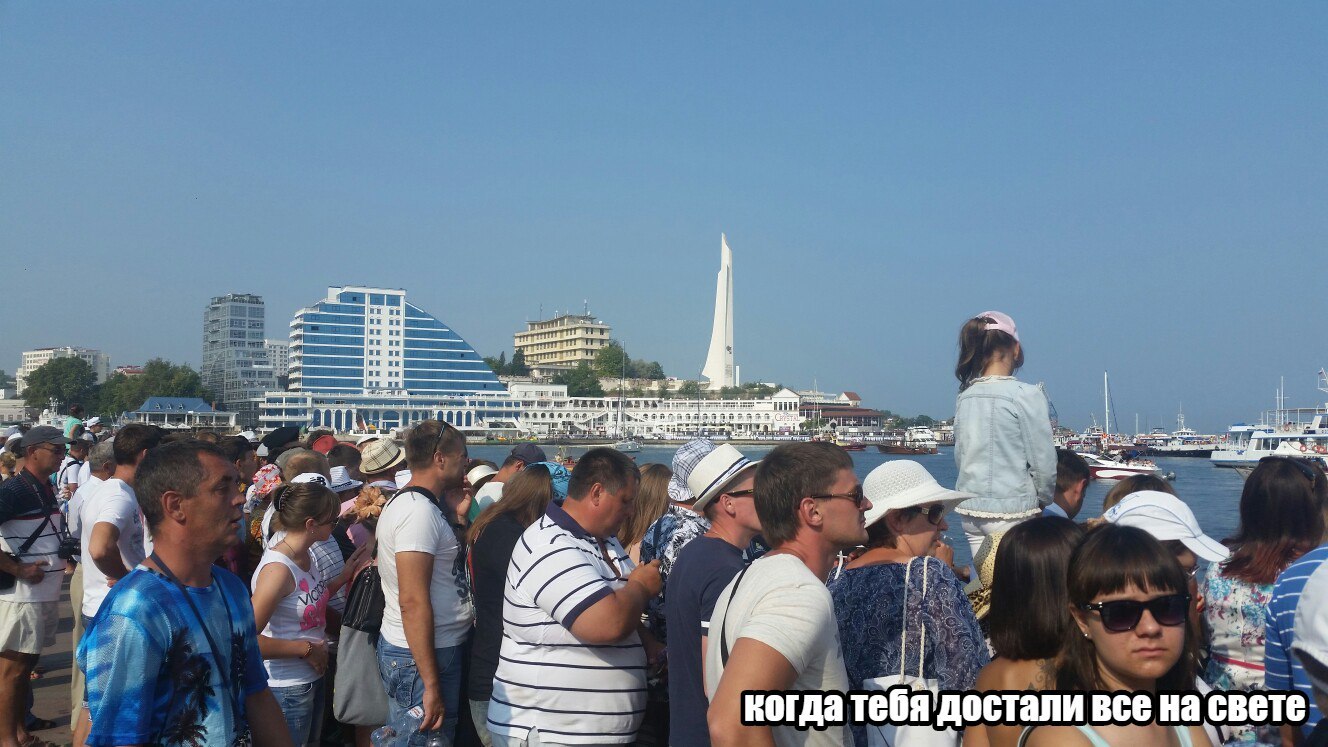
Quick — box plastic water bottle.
[370,708,423,747]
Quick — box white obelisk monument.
[701,234,736,390]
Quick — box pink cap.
[977,310,1019,343]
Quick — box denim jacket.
[953,376,1057,519]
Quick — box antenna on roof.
[584,299,588,315]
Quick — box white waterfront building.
[508,383,804,437]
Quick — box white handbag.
[862,557,959,747]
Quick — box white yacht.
[1211,412,1328,469]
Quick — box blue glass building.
[260,286,515,432]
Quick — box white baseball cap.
[1102,490,1229,562]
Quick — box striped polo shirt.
[1266,542,1328,737]
[487,501,646,745]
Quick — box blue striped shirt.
[1265,542,1328,736]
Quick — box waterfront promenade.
[29,588,74,747]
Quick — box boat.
[1137,409,1218,458]
[1212,373,1328,470]
[1079,451,1170,481]
[611,438,642,453]
[878,426,939,455]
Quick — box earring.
[1083,631,1089,638]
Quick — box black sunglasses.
[810,485,867,507]
[1081,593,1190,633]
[905,504,947,526]
[1260,455,1321,483]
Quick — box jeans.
[271,678,325,747]
[469,700,493,747]
[378,640,464,745]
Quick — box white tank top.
[252,548,328,686]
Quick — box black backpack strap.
[719,565,753,667]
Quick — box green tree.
[677,380,703,399]
[483,356,503,374]
[655,380,671,399]
[553,362,605,398]
[22,357,97,410]
[95,358,211,416]
[509,349,529,376]
[593,341,629,379]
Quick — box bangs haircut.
[1056,524,1196,692]
[987,516,1085,660]
[753,442,853,547]
[567,447,639,501]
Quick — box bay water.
[468,444,1246,568]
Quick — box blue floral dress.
[1199,564,1280,745]
[828,556,989,747]
[638,505,710,643]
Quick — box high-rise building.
[260,286,513,432]
[265,339,290,387]
[701,234,736,389]
[17,347,111,395]
[202,293,275,425]
[513,313,612,372]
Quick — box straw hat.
[964,530,1006,620]
[360,439,406,476]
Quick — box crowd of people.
[1,311,1328,747]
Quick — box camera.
[58,535,80,561]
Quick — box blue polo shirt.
[1266,542,1328,737]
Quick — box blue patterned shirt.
[78,565,269,747]
[638,505,710,643]
[829,557,989,747]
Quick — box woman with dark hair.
[466,464,558,747]
[1023,524,1206,747]
[1200,456,1328,744]
[966,516,1084,747]
[952,311,1057,555]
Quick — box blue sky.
[2,3,1325,433]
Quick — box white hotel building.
[508,383,805,437]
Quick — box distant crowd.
[1,312,1328,747]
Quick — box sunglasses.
[1081,593,1190,633]
[725,488,755,498]
[810,486,867,507]
[1260,455,1321,483]
[905,504,947,526]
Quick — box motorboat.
[878,426,939,455]
[611,438,642,453]
[1079,452,1171,481]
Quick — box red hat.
[311,434,339,455]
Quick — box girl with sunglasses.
[1023,524,1206,747]
[828,461,987,747]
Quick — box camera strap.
[14,472,64,554]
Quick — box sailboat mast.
[1104,372,1110,436]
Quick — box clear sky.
[2,3,1325,433]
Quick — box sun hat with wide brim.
[861,460,976,528]
[467,464,499,488]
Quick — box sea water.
[469,445,1246,568]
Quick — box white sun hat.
[685,443,760,513]
[861,461,975,528]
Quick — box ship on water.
[1211,371,1328,470]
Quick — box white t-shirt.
[473,481,504,515]
[76,461,91,487]
[67,474,104,562]
[376,489,473,648]
[80,478,148,618]
[705,553,851,747]
[57,457,84,499]
[251,549,328,687]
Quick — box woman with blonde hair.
[250,480,339,747]
[620,463,674,559]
